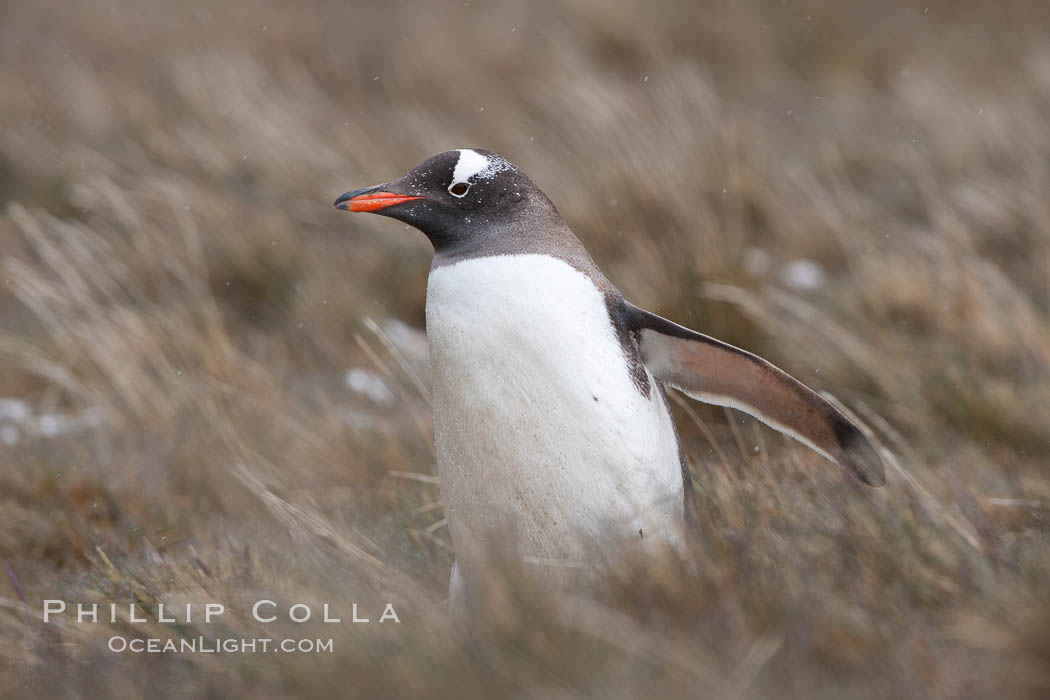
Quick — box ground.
[1,0,1049,697]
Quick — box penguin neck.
[429,208,615,297]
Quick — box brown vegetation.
[1,0,1048,697]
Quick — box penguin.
[334,148,885,611]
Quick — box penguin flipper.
[626,303,885,487]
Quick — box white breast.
[426,254,685,572]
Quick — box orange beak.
[334,188,422,213]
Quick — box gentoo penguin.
[335,149,884,609]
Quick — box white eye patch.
[448,148,514,197]
[452,149,489,185]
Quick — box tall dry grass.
[1,0,1049,697]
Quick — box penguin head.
[334,149,553,250]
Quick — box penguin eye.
[448,182,470,197]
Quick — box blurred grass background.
[1,0,1049,697]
